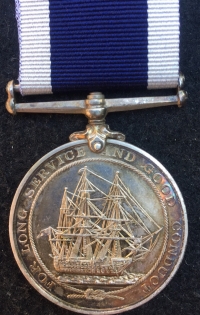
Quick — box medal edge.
[9,139,188,314]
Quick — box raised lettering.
[124,151,136,162]
[56,154,65,166]
[17,208,28,220]
[65,150,75,161]
[112,148,124,159]
[37,169,50,180]
[164,257,173,266]
[150,276,159,286]
[21,244,30,255]
[17,222,27,233]
[172,232,181,243]
[76,147,85,158]
[45,280,56,291]
[161,184,171,195]
[153,173,163,184]
[172,221,181,231]
[30,261,41,275]
[161,184,176,207]
[141,163,154,174]
[168,244,179,256]
[18,233,28,245]
[158,267,168,278]
[24,187,35,199]
[100,146,111,156]
[166,195,176,207]
[141,283,152,293]
[38,273,47,283]
[45,160,56,171]
[29,262,55,290]
[30,177,41,189]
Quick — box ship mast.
[94,171,123,261]
[81,169,162,263]
[69,167,94,260]
[43,167,162,267]
[50,187,73,258]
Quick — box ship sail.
[38,167,162,276]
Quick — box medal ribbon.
[15,0,179,95]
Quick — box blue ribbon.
[49,0,148,92]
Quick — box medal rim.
[9,139,188,314]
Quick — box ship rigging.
[38,167,162,276]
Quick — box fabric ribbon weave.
[16,0,180,95]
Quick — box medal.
[7,1,187,314]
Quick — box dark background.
[0,0,200,314]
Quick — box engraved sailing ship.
[38,167,162,277]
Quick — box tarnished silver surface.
[5,88,188,154]
[69,92,125,153]
[6,76,187,115]
[9,140,187,314]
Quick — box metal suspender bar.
[6,74,187,116]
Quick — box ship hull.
[54,257,132,276]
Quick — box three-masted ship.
[38,167,162,276]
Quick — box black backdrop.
[0,0,200,314]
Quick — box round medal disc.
[9,140,187,314]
